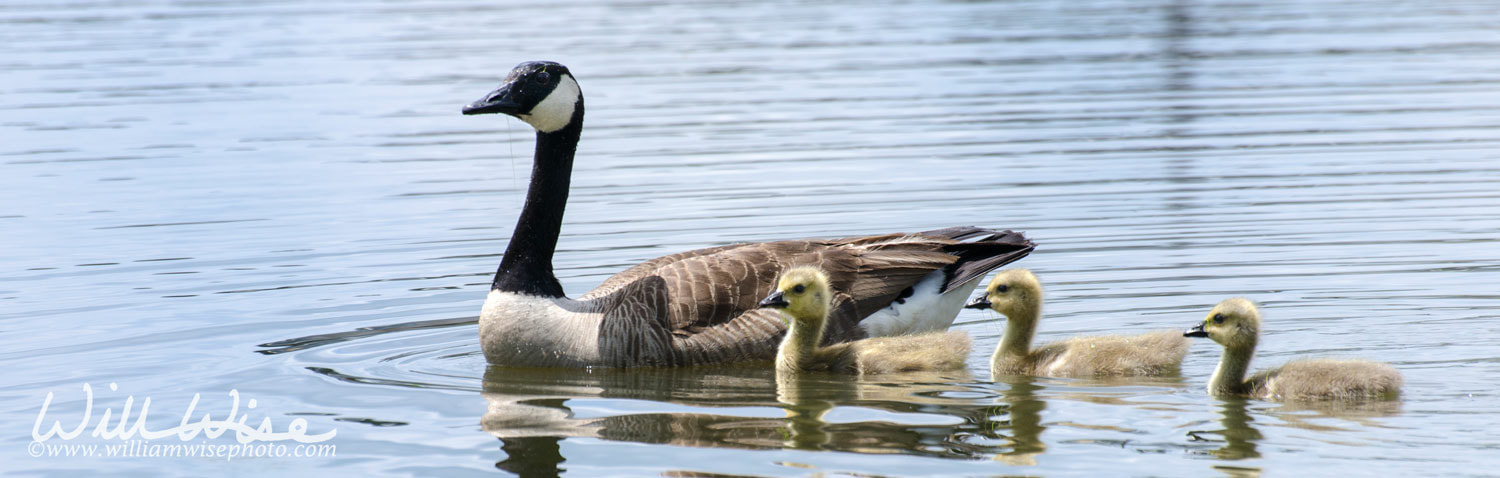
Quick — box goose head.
[964,269,1042,319]
[1185,298,1261,350]
[758,266,832,326]
[463,61,582,133]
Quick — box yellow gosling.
[1184,298,1403,401]
[966,269,1189,378]
[759,267,970,375]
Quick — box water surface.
[3,0,1500,476]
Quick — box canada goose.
[758,267,971,374]
[462,61,1034,367]
[964,269,1189,377]
[1184,298,1403,401]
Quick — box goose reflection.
[481,365,784,476]
[772,370,988,455]
[481,365,1006,472]
[480,365,784,453]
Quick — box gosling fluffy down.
[966,269,1190,378]
[760,267,971,375]
[1185,298,1403,401]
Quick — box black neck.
[492,101,584,297]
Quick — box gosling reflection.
[989,376,1047,466]
[481,365,1006,470]
[1272,399,1403,432]
[1186,398,1262,460]
[771,370,992,456]
[773,372,840,450]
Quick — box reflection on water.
[1187,398,1263,461]
[991,377,1047,466]
[497,436,566,478]
[1182,394,1407,471]
[481,366,1016,473]
[1269,399,1404,433]
[6,0,1500,475]
[774,372,845,453]
[477,365,1234,472]
[480,366,785,475]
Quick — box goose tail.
[920,227,1035,293]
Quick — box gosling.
[1184,298,1402,401]
[965,269,1190,378]
[758,267,971,375]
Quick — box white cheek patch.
[519,75,580,133]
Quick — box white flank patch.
[479,289,603,366]
[859,270,985,337]
[519,75,580,133]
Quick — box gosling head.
[964,269,1043,318]
[758,266,832,326]
[1184,298,1261,350]
[462,61,582,133]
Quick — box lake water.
[4,0,1500,475]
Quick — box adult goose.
[461,61,1034,367]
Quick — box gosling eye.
[534,71,551,84]
[1212,313,1225,324]
[995,284,1009,294]
[792,284,806,294]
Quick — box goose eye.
[792,284,806,294]
[1212,313,1225,323]
[534,71,551,84]
[995,285,1009,293]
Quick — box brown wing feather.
[583,243,744,300]
[595,275,677,367]
[587,228,1032,366]
[598,238,953,335]
[942,234,1035,292]
[671,307,787,365]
